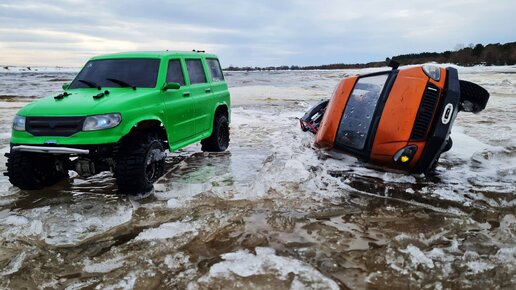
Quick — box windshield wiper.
[78,79,101,90]
[106,78,136,90]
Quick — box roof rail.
[192,49,206,53]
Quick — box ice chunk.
[84,256,125,273]
[135,221,198,241]
[0,252,26,276]
[190,247,339,289]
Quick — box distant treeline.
[224,41,516,71]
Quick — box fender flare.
[211,101,230,123]
[118,115,169,141]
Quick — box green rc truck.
[5,51,231,195]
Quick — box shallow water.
[0,65,515,289]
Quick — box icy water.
[0,65,515,289]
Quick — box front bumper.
[413,67,460,173]
[9,142,118,158]
[11,145,89,155]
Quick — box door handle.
[183,92,191,97]
[205,88,212,93]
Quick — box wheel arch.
[119,118,169,145]
[199,103,230,145]
[213,103,230,122]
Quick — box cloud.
[0,0,514,66]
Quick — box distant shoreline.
[2,64,515,75]
[0,66,79,73]
[2,41,515,73]
[225,41,516,71]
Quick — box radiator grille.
[410,84,440,140]
[26,116,85,137]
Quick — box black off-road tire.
[459,80,489,113]
[114,134,166,195]
[201,114,230,152]
[5,151,68,190]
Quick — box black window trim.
[333,70,399,160]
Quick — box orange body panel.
[369,67,428,169]
[314,76,357,149]
[370,67,446,169]
[373,67,427,148]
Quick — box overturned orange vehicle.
[300,62,489,174]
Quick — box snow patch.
[431,188,465,202]
[401,245,434,269]
[164,252,190,270]
[166,197,190,208]
[97,272,137,290]
[466,261,495,274]
[3,215,29,226]
[495,247,516,262]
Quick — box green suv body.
[6,51,231,194]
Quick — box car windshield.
[335,73,389,151]
[69,58,160,89]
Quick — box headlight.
[422,64,441,81]
[393,145,417,164]
[12,115,26,131]
[83,113,121,131]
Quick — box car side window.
[207,58,224,82]
[166,59,185,86]
[185,59,207,85]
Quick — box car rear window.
[207,58,224,82]
[185,59,207,85]
[69,58,160,89]
[335,74,389,151]
[166,59,185,86]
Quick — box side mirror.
[162,82,180,91]
[62,83,70,90]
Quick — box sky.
[0,0,514,68]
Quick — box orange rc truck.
[300,61,489,174]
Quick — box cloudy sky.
[0,0,514,67]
